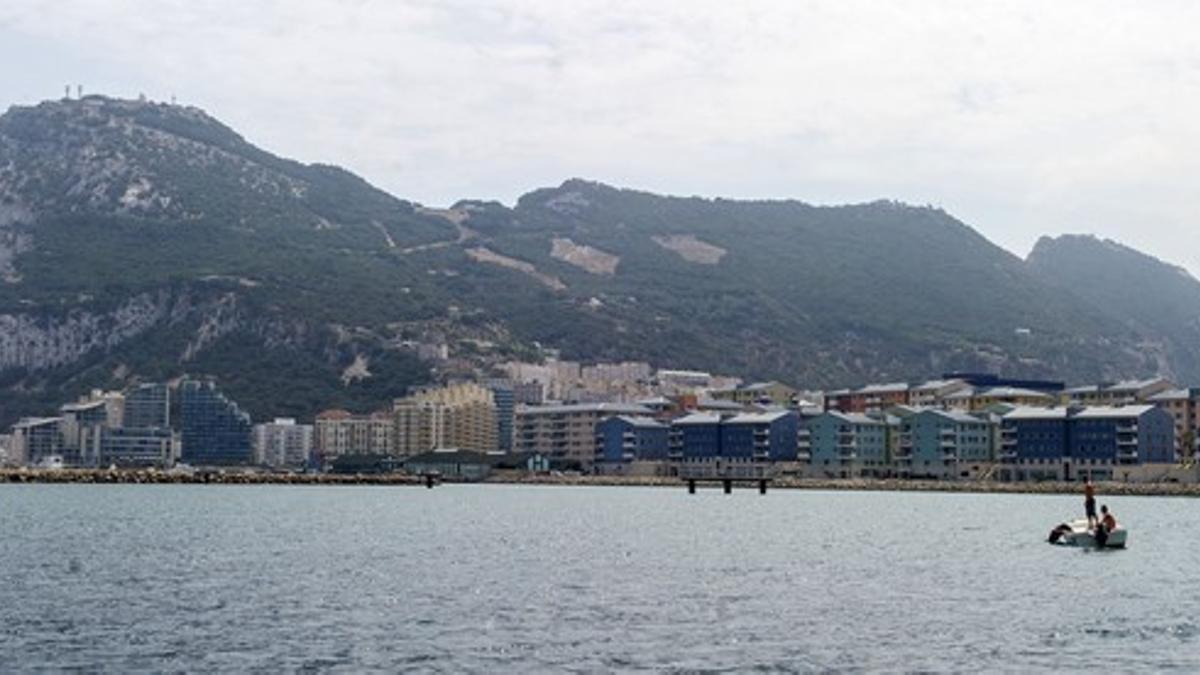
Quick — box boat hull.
[1049,519,1127,548]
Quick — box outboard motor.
[1048,523,1070,544]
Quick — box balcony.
[1116,424,1138,434]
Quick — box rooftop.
[1003,407,1069,420]
[726,410,794,424]
[1105,378,1171,393]
[1072,405,1156,419]
[673,412,723,425]
[979,387,1054,399]
[609,415,668,429]
[856,382,910,394]
[827,411,886,426]
[518,402,652,416]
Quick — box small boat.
[1047,519,1127,548]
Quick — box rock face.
[549,237,619,275]
[652,234,726,264]
[0,290,173,371]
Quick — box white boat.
[1048,519,1127,548]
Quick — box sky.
[2,1,1200,273]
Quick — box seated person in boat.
[1099,504,1117,533]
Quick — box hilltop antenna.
[64,84,71,100]
[76,84,82,98]
[170,93,177,105]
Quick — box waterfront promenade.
[4,467,1200,497]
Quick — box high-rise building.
[123,383,170,429]
[253,418,314,468]
[179,379,253,465]
[393,400,447,457]
[487,381,515,453]
[393,383,498,455]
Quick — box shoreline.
[483,472,1200,497]
[3,467,1200,497]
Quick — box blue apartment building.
[1000,405,1175,481]
[669,412,724,461]
[899,409,995,479]
[804,411,889,478]
[595,415,670,464]
[718,411,799,461]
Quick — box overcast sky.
[2,1,1199,273]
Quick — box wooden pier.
[684,476,773,494]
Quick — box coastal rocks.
[0,467,425,486]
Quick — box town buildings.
[825,383,910,413]
[1064,378,1174,406]
[944,387,1056,411]
[908,379,972,407]
[711,381,798,407]
[4,363,1196,484]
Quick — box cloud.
[2,1,1200,273]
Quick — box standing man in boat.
[1084,477,1098,529]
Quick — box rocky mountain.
[1027,234,1200,380]
[0,96,1190,425]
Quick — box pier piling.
[723,479,732,494]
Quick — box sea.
[1,483,1197,672]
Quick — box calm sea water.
[1,483,1197,671]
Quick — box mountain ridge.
[0,96,1195,425]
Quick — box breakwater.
[4,467,1200,496]
[0,468,425,486]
